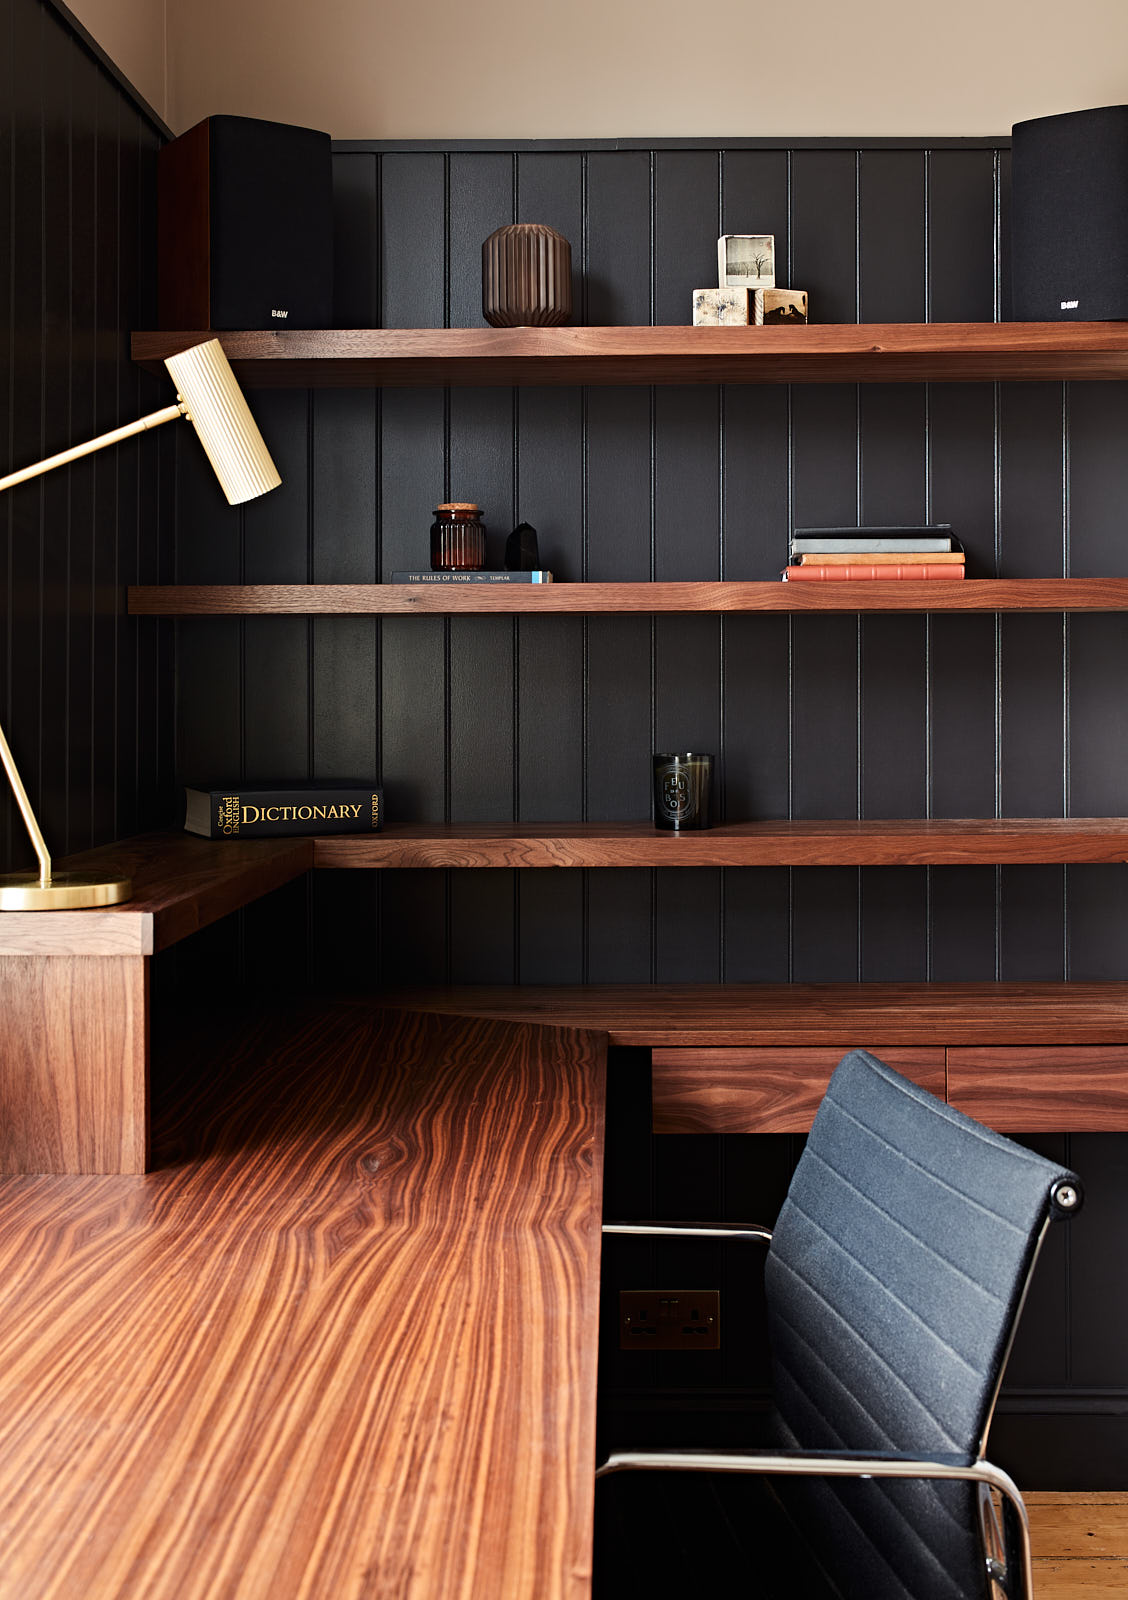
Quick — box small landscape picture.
[764,288,809,325]
[718,233,776,289]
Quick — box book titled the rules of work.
[184,783,384,838]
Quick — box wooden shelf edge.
[131,323,1128,387]
[314,818,1128,869]
[127,579,1128,616]
[7,816,1127,959]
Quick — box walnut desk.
[0,1001,605,1599]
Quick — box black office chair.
[598,1048,1082,1600]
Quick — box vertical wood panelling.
[243,392,312,780]
[931,866,1000,980]
[516,152,584,331]
[790,150,858,323]
[584,152,651,327]
[7,0,46,875]
[91,66,124,850]
[450,869,515,982]
[653,151,717,328]
[331,151,379,328]
[66,42,98,852]
[1066,1133,1128,1387]
[2,0,168,887]
[0,0,11,869]
[584,870,653,983]
[929,385,999,841]
[722,613,790,821]
[37,9,71,854]
[860,868,928,980]
[721,867,792,982]
[1000,864,1066,981]
[927,148,998,323]
[380,153,446,331]
[858,150,926,324]
[790,866,861,981]
[720,151,789,282]
[1067,866,1128,982]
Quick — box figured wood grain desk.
[0,1002,605,1600]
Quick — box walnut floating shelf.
[312,819,1128,870]
[130,323,1128,388]
[127,580,1128,616]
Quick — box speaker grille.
[159,115,333,331]
[1011,104,1128,321]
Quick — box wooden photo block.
[692,287,763,325]
[718,234,776,289]
[763,287,809,324]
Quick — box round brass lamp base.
[0,871,133,910]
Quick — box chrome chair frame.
[596,1199,1078,1600]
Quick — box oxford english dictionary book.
[184,783,384,838]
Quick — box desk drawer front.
[948,1046,1128,1131]
[651,1047,946,1134]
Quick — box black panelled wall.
[1,0,171,874]
[164,138,1128,1483]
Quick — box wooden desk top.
[0,1003,606,1599]
[0,833,311,956]
[375,982,1128,1046]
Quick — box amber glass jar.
[430,503,486,571]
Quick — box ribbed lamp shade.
[482,224,572,328]
[164,338,281,504]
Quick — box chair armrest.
[600,1445,976,1480]
[595,1446,1032,1600]
[602,1222,773,1243]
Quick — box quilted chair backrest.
[764,1049,1079,1600]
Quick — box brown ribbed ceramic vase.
[482,223,573,327]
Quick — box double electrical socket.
[619,1290,720,1350]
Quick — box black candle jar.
[653,753,713,830]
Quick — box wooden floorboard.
[0,1002,606,1600]
[1028,1493,1128,1598]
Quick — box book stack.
[783,525,964,582]
[391,570,553,584]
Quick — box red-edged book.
[783,563,966,581]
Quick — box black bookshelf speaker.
[1011,104,1128,321]
[158,114,333,330]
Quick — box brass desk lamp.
[0,338,280,910]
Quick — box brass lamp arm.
[0,338,280,909]
[0,722,52,888]
[0,404,184,494]
[0,401,183,900]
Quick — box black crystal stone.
[505,522,540,571]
